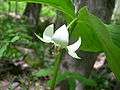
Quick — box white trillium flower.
[35,24,81,59]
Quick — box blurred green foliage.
[41,5,56,17]
[0,1,56,17]
[0,1,55,68]
[0,1,26,14]
[0,16,29,59]
[0,16,46,69]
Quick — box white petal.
[52,24,69,48]
[68,51,81,59]
[67,37,81,52]
[43,24,54,42]
[35,33,51,43]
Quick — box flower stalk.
[50,48,63,90]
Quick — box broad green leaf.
[72,7,120,80]
[13,0,75,21]
[72,11,103,52]
[106,24,120,48]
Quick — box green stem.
[50,49,62,90]
[8,1,11,13]
[15,0,18,15]
[67,18,78,29]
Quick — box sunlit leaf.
[33,68,52,77]
[106,24,120,48]
[0,43,9,58]
[11,36,20,43]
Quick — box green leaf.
[33,68,52,77]
[106,24,120,48]
[11,36,20,43]
[56,72,96,86]
[13,0,75,20]
[72,9,103,52]
[72,7,120,80]
[0,43,9,58]
[68,79,76,90]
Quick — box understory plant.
[35,23,82,90]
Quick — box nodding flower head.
[35,24,81,59]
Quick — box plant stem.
[67,18,78,29]
[50,49,62,90]
[15,0,18,15]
